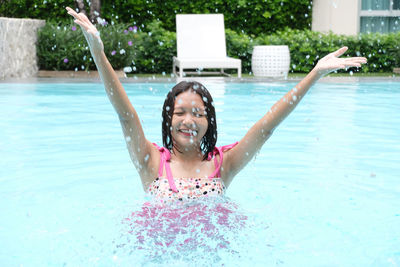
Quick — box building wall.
[0,18,45,80]
[312,0,360,35]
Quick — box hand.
[313,47,367,77]
[66,6,104,54]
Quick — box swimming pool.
[1,81,399,266]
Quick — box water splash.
[115,197,254,265]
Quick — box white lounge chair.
[173,14,242,78]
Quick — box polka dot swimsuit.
[148,177,226,201]
[148,142,238,202]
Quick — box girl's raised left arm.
[222,47,367,186]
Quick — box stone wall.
[0,17,45,80]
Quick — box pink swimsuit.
[147,142,238,201]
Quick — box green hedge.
[37,21,176,73]
[1,0,312,36]
[37,21,400,73]
[256,28,400,73]
[227,28,400,73]
[100,0,312,36]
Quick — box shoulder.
[139,142,163,187]
[216,142,239,181]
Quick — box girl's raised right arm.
[66,7,159,187]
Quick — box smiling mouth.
[179,129,198,137]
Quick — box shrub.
[37,22,400,74]
[37,20,175,73]
[38,22,134,71]
[1,0,312,36]
[256,29,400,73]
[101,0,312,36]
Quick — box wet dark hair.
[162,81,217,160]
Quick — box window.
[360,0,400,33]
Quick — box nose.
[182,113,197,128]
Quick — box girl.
[66,7,367,202]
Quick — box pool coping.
[1,76,400,83]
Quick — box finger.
[346,63,362,68]
[345,59,367,65]
[66,7,80,19]
[78,12,89,21]
[344,57,367,61]
[332,46,348,58]
[68,7,90,24]
[67,10,80,20]
[78,12,92,25]
[74,19,89,31]
[77,15,93,30]
[353,59,367,64]
[345,57,367,63]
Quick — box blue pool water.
[1,81,399,266]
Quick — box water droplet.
[123,66,132,73]
[292,95,297,101]
[125,136,131,142]
[166,106,170,111]
[196,169,200,173]
[144,154,150,162]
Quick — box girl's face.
[171,90,208,150]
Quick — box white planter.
[251,45,290,77]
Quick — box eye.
[192,107,205,117]
[193,112,205,118]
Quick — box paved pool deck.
[1,70,400,83]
